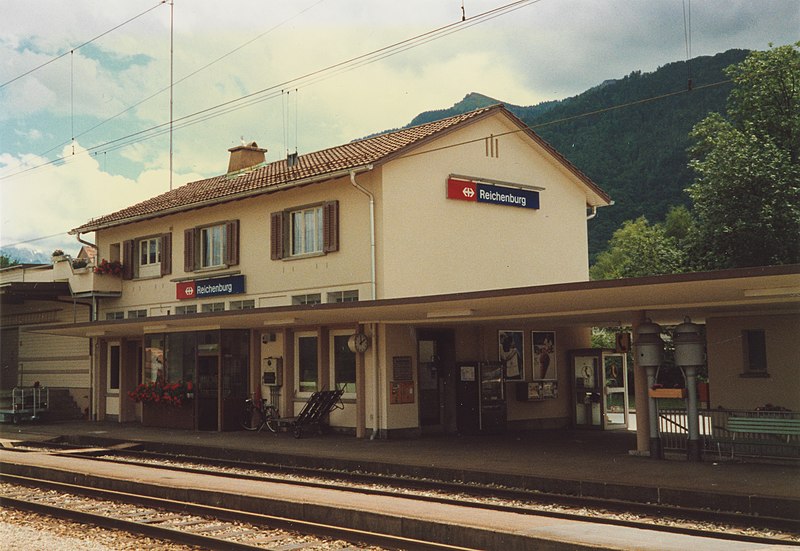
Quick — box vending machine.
[479,361,506,432]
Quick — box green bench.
[725,416,800,459]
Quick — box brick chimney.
[227,141,267,174]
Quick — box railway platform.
[2,419,798,513]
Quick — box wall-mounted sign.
[177,274,245,300]
[447,177,539,210]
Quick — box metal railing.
[6,386,49,422]
[658,407,800,460]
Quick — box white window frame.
[200,224,226,268]
[290,206,324,256]
[294,331,318,397]
[175,305,197,315]
[229,299,255,310]
[201,302,225,313]
[138,237,161,278]
[329,330,356,399]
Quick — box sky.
[1,0,798,259]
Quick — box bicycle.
[241,398,280,433]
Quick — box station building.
[21,105,800,452]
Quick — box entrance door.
[417,330,456,433]
[197,356,219,431]
[602,353,629,429]
[418,338,440,427]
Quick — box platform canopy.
[24,265,800,338]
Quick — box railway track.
[18,441,800,535]
[0,475,453,550]
[1,443,797,549]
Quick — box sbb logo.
[447,178,477,202]
[176,281,197,300]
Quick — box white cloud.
[0,141,205,255]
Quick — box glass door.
[602,353,628,429]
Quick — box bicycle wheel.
[241,400,263,431]
[264,405,280,433]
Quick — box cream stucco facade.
[19,106,798,452]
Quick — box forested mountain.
[403,49,749,259]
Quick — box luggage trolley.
[276,387,345,438]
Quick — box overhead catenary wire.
[0,1,167,89]
[27,0,329,163]
[1,0,541,181]
[683,0,693,90]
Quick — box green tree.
[0,255,18,269]
[687,43,800,269]
[590,216,686,280]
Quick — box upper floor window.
[271,201,338,260]
[140,237,161,266]
[122,233,172,280]
[328,290,359,303]
[292,206,323,255]
[184,220,239,272]
[201,224,225,268]
[292,293,322,306]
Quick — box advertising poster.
[498,330,524,380]
[532,331,556,380]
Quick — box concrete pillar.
[632,315,651,454]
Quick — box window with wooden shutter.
[323,200,339,253]
[271,211,285,260]
[160,233,172,276]
[122,240,134,280]
[184,228,196,272]
[224,220,239,266]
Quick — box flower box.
[142,401,195,429]
[649,388,687,399]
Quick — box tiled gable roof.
[71,105,608,234]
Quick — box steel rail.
[4,445,799,545]
[0,472,478,551]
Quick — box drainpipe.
[75,231,98,252]
[349,170,376,300]
[586,205,598,220]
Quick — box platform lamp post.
[635,319,664,460]
[674,317,705,462]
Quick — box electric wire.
[0,1,167,89]
[1,0,540,182]
[29,0,328,162]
